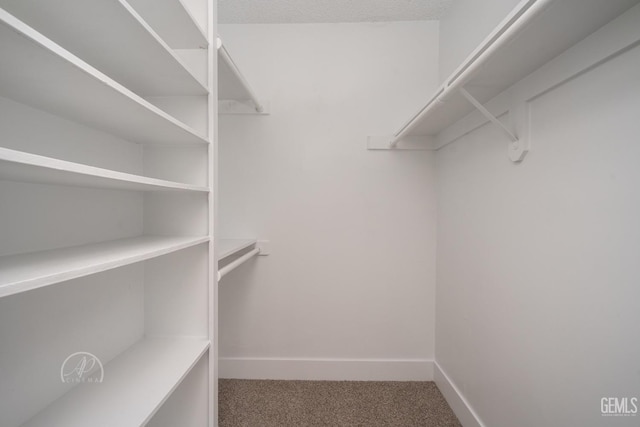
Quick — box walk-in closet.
[1,0,639,426]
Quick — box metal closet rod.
[390,0,554,148]
[217,247,260,281]
[217,37,264,113]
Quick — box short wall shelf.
[0,147,208,193]
[217,239,269,280]
[0,9,208,146]
[22,338,210,427]
[0,236,209,299]
[218,37,268,114]
[218,238,257,260]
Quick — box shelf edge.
[0,236,210,299]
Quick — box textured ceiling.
[218,0,454,24]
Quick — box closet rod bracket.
[256,240,271,255]
[367,135,435,150]
[459,88,529,162]
[219,100,271,115]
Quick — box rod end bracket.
[219,100,270,115]
[256,240,270,256]
[367,135,435,150]
[508,102,531,163]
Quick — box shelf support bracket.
[459,88,518,142]
[459,88,529,162]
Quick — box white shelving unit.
[369,0,638,157]
[0,0,215,425]
[218,37,267,114]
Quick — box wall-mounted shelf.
[369,0,638,156]
[0,236,209,299]
[126,0,208,49]
[217,239,269,280]
[0,9,208,145]
[22,337,209,427]
[218,238,258,260]
[0,147,208,193]
[218,37,268,114]
[0,0,207,96]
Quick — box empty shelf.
[0,0,207,96]
[395,0,638,141]
[126,0,208,49]
[0,236,209,298]
[218,238,257,260]
[22,337,209,427]
[0,9,208,146]
[0,147,208,193]
[218,38,264,112]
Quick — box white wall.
[217,22,439,380]
[438,0,521,81]
[436,7,640,427]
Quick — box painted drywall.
[435,20,640,427]
[217,22,439,380]
[438,0,521,82]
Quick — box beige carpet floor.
[219,379,462,427]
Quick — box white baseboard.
[434,361,485,427]
[220,357,434,381]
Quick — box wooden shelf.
[218,238,257,260]
[0,236,209,298]
[0,0,207,96]
[396,0,637,140]
[22,337,210,427]
[126,0,208,49]
[0,147,208,193]
[0,9,208,146]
